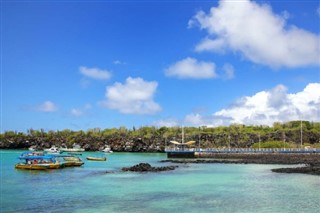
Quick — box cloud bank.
[102,77,161,115]
[184,83,320,126]
[189,0,320,68]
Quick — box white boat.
[101,145,113,153]
[59,144,85,152]
[44,146,63,154]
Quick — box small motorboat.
[28,146,36,151]
[59,143,85,152]
[101,145,113,153]
[15,155,64,170]
[86,156,107,161]
[61,156,84,167]
[44,146,63,154]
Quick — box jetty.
[165,147,320,158]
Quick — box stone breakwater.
[193,153,320,164]
[162,153,320,175]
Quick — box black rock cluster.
[122,163,177,172]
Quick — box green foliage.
[251,141,291,148]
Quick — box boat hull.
[62,157,84,167]
[60,148,85,152]
[62,161,84,167]
[15,164,49,170]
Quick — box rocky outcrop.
[122,163,177,172]
[271,166,320,175]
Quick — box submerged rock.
[122,163,177,172]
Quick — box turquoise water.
[1,150,319,213]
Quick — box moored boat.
[44,146,63,154]
[59,155,84,167]
[15,155,63,170]
[101,145,113,153]
[86,156,107,161]
[59,143,85,152]
[28,146,36,151]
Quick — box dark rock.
[122,163,177,172]
[272,166,320,175]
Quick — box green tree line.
[1,121,319,151]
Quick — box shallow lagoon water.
[1,150,319,213]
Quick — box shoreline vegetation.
[1,121,320,152]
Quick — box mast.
[258,133,261,151]
[182,126,184,143]
[300,120,303,149]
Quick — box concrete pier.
[165,148,320,158]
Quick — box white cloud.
[70,104,92,117]
[222,63,235,79]
[165,57,217,79]
[35,101,58,112]
[185,114,208,126]
[79,66,112,80]
[102,77,161,115]
[195,37,226,53]
[189,0,320,68]
[113,60,126,65]
[154,118,179,127]
[71,108,83,117]
[184,83,320,126]
[184,113,230,127]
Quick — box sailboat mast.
[182,126,184,143]
[300,120,303,149]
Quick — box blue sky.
[2,0,320,132]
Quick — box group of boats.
[29,144,113,154]
[15,151,85,170]
[29,144,85,154]
[16,144,113,170]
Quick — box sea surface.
[1,150,319,213]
